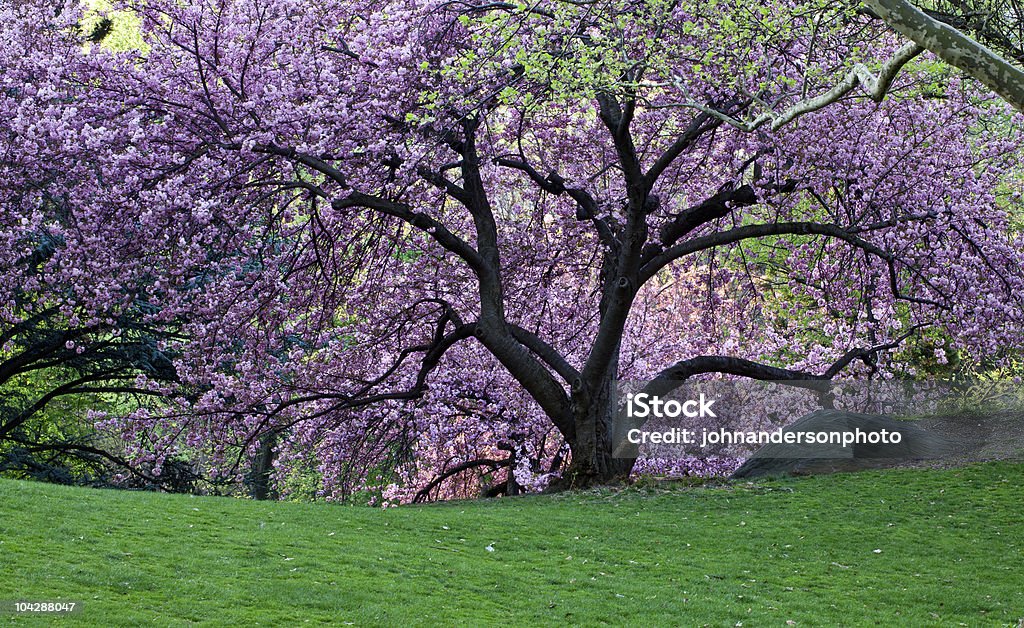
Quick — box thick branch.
[417,164,474,206]
[644,221,885,278]
[509,324,581,383]
[581,92,650,388]
[596,92,644,189]
[457,121,577,436]
[645,110,726,186]
[859,5,1024,66]
[864,0,1024,112]
[646,328,921,396]
[642,183,759,267]
[475,319,576,439]
[252,143,351,187]
[651,355,830,388]
[493,156,613,242]
[332,192,487,276]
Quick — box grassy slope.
[1,463,1022,626]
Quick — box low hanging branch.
[640,326,924,403]
[412,457,511,503]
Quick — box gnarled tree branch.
[864,0,1024,112]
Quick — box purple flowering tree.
[3,0,1024,500]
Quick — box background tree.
[862,0,1024,111]
[1,3,280,493]
[0,8,169,486]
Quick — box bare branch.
[413,457,510,503]
[671,42,925,132]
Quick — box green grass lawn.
[1,462,1022,626]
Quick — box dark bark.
[558,365,636,488]
[248,430,277,500]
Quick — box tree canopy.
[2,0,1023,501]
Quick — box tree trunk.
[557,375,636,488]
[249,430,277,500]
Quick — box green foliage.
[81,0,146,53]
[274,459,324,502]
[1,462,1022,625]
[0,364,124,485]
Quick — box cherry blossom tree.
[4,0,1024,500]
